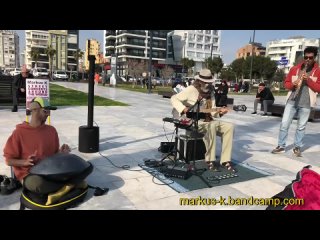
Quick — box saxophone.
[292,64,308,100]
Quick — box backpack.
[266,165,320,210]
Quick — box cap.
[31,97,57,110]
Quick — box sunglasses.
[304,56,314,60]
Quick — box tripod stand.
[185,100,212,187]
[160,122,188,164]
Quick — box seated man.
[3,97,73,195]
[170,69,236,172]
[251,83,275,116]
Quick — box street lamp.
[148,30,153,94]
[249,30,256,85]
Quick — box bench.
[158,91,234,105]
[0,75,25,105]
[261,103,320,121]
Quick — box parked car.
[9,68,21,76]
[53,70,69,81]
[32,68,49,78]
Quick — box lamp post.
[249,30,256,85]
[148,30,153,94]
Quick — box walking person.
[272,46,320,157]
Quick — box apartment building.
[85,39,101,71]
[167,30,222,74]
[25,30,79,71]
[25,30,49,69]
[103,30,169,76]
[0,30,20,69]
[236,42,266,59]
[266,37,319,73]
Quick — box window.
[205,30,211,34]
[197,35,203,42]
[196,44,203,49]
[188,43,195,48]
[205,36,211,43]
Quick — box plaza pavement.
[0,82,319,210]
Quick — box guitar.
[170,105,247,126]
[199,105,247,113]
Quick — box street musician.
[171,68,236,172]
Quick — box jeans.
[253,99,274,113]
[277,103,311,148]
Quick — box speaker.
[159,142,175,153]
[178,135,206,163]
[78,126,99,153]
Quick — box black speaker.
[159,142,175,153]
[78,126,99,153]
[178,135,206,163]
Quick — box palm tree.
[73,49,84,72]
[45,45,56,80]
[30,48,40,68]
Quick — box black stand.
[160,123,188,164]
[187,100,212,188]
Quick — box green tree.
[73,49,84,72]
[30,48,40,68]
[45,45,56,80]
[205,57,224,77]
[181,57,195,76]
[230,58,245,81]
[220,66,235,81]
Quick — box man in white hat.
[171,68,235,172]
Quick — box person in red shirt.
[3,97,71,194]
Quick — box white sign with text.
[26,78,50,110]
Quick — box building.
[266,37,320,73]
[25,30,79,72]
[0,30,20,69]
[25,30,49,69]
[48,30,68,71]
[85,39,101,71]
[167,30,222,74]
[67,30,79,72]
[236,42,266,59]
[103,30,169,76]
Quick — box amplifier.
[161,165,191,179]
[178,135,206,163]
[159,142,175,153]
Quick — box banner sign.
[26,78,50,110]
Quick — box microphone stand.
[188,99,211,188]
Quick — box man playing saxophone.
[272,46,320,157]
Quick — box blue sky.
[16,30,320,65]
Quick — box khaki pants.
[198,120,234,164]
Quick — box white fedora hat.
[194,69,214,83]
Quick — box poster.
[26,78,50,112]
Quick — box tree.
[127,59,148,87]
[30,48,40,68]
[161,65,174,86]
[205,57,224,77]
[181,57,195,76]
[230,58,246,81]
[45,45,56,80]
[220,66,235,81]
[73,49,84,72]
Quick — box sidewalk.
[1,82,319,210]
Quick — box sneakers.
[271,146,285,154]
[261,113,268,117]
[293,147,302,157]
[251,111,257,114]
